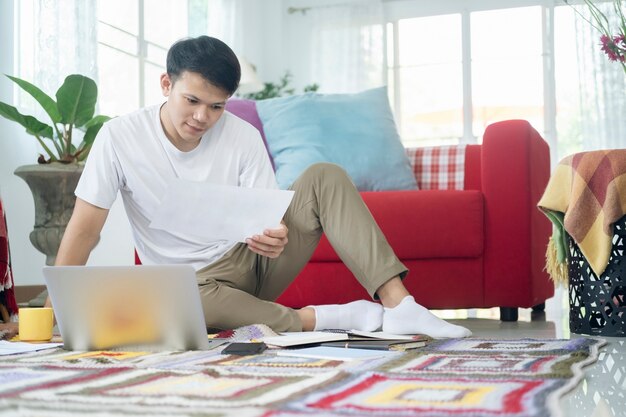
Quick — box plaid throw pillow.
[406,145,466,190]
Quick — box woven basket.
[568,215,626,336]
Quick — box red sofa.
[234,117,551,322]
[138,98,554,322]
[272,120,553,321]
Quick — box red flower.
[600,34,626,62]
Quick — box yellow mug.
[19,307,54,342]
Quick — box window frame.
[383,0,558,156]
[97,0,174,110]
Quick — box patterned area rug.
[0,335,604,417]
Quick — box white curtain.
[573,3,626,152]
[31,0,98,100]
[206,0,244,54]
[309,0,385,93]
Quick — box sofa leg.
[500,307,518,322]
[531,303,545,312]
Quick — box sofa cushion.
[225,98,274,169]
[277,258,484,308]
[311,190,484,261]
[256,87,418,191]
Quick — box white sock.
[311,300,383,331]
[383,295,472,338]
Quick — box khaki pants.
[196,163,407,331]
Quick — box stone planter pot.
[14,163,83,266]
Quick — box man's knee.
[298,162,352,186]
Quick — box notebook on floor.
[43,265,210,351]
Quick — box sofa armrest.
[481,120,553,307]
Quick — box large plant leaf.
[56,74,97,127]
[81,123,102,147]
[0,102,54,138]
[5,74,61,123]
[81,115,111,145]
[83,114,111,129]
[76,115,111,160]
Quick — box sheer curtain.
[23,0,98,104]
[573,3,626,152]
[309,0,385,93]
[206,0,245,54]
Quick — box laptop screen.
[43,265,210,351]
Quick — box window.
[385,1,625,159]
[97,0,190,116]
[554,5,584,158]
[470,7,544,140]
[390,14,463,147]
[16,0,203,118]
[386,5,544,146]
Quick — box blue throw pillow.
[256,87,418,191]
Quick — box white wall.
[232,1,289,90]
[282,1,315,92]
[0,0,42,285]
[1,0,133,286]
[213,0,314,94]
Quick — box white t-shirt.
[76,104,277,270]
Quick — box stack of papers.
[348,330,419,341]
[321,339,426,351]
[262,330,427,348]
[0,341,63,356]
[264,331,429,362]
[262,331,349,347]
[276,346,397,361]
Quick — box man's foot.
[383,295,472,338]
[311,300,383,331]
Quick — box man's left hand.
[246,222,288,258]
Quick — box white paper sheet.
[149,179,295,242]
[0,341,63,355]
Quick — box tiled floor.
[437,288,624,417]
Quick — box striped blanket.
[0,335,604,417]
[538,149,626,284]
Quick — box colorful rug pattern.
[0,337,604,417]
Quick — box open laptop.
[43,265,210,351]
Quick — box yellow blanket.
[538,150,626,284]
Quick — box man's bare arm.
[44,198,109,307]
[55,198,109,265]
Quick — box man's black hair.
[166,36,241,96]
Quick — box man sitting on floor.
[47,36,471,339]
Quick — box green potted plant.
[0,74,110,265]
[242,71,319,100]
